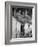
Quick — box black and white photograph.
[11,7,32,38]
[5,2,37,44]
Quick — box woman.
[24,23,32,37]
